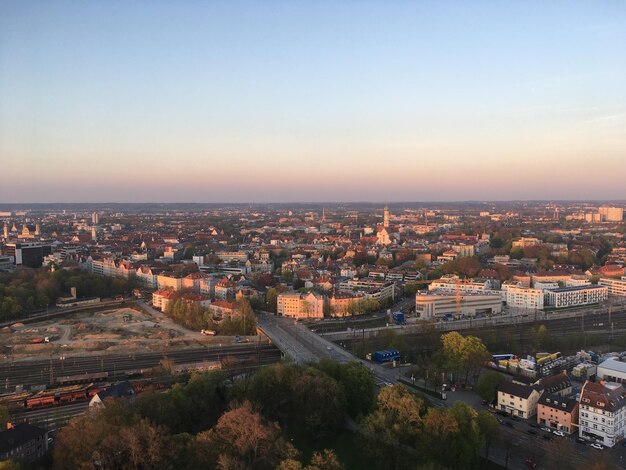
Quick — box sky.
[1,1,625,203]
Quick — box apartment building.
[277,292,325,319]
[579,381,626,447]
[504,285,544,310]
[497,381,543,419]
[599,277,626,298]
[537,394,579,434]
[545,285,608,309]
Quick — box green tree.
[266,288,278,313]
[475,371,502,403]
[477,410,500,461]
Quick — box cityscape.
[2,2,626,470]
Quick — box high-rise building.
[599,206,624,222]
[92,212,99,224]
[4,242,52,268]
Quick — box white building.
[429,275,500,296]
[415,292,502,320]
[579,381,626,447]
[599,277,626,298]
[505,285,544,310]
[597,357,626,385]
[545,285,608,309]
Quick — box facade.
[429,275,500,296]
[0,423,49,462]
[156,273,185,291]
[537,393,579,434]
[599,277,626,298]
[504,285,544,310]
[497,381,543,419]
[578,381,626,447]
[415,292,502,320]
[545,285,608,309]
[338,278,398,302]
[277,292,325,319]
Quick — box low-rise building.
[152,289,177,311]
[497,381,543,419]
[579,381,626,447]
[537,393,579,434]
[597,357,626,384]
[0,423,49,462]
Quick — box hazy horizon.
[1,1,625,202]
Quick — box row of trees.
[0,267,136,322]
[164,295,257,335]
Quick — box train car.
[55,371,109,386]
[56,389,89,404]
[25,394,56,408]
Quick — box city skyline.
[2,1,626,203]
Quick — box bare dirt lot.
[0,306,222,359]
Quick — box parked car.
[542,434,552,441]
[540,427,551,433]
[528,423,539,428]
[590,443,604,450]
[552,430,565,437]
[576,437,586,444]
[527,429,538,435]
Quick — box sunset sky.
[1,1,625,202]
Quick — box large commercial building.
[599,277,626,298]
[429,275,500,296]
[415,292,502,320]
[544,285,608,309]
[3,242,52,268]
[579,381,626,447]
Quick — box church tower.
[3,222,8,239]
[383,205,390,228]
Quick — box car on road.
[540,427,551,433]
[542,434,552,441]
[326,346,332,351]
[552,430,565,437]
[526,429,538,435]
[525,459,537,469]
[590,443,604,450]
[576,437,586,444]
[528,422,539,428]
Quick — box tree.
[266,288,278,313]
[196,401,298,470]
[315,360,375,418]
[0,405,9,429]
[476,411,499,461]
[475,371,502,403]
